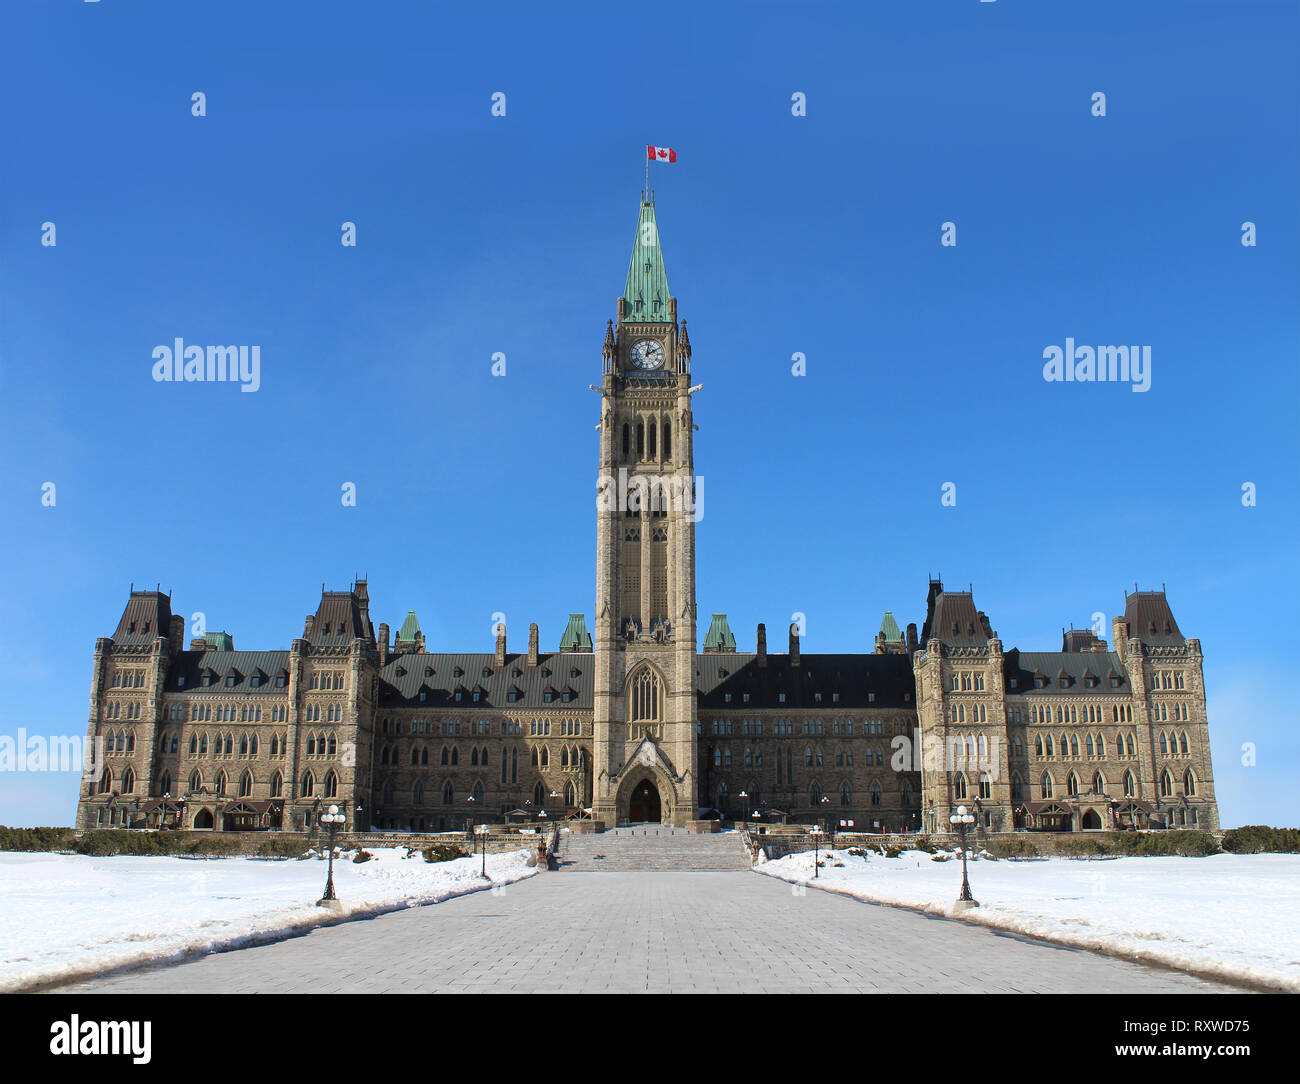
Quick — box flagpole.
[644,149,649,202]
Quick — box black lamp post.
[810,824,823,878]
[820,794,831,842]
[316,804,346,910]
[948,804,978,910]
[475,823,489,879]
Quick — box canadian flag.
[647,145,677,163]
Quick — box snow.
[0,846,538,992]
[756,847,1300,992]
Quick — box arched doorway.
[1081,809,1102,830]
[628,779,661,823]
[193,808,214,830]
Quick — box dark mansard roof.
[696,653,916,711]
[924,591,993,649]
[1122,591,1185,648]
[165,650,291,692]
[1003,650,1127,696]
[379,653,595,709]
[111,590,173,648]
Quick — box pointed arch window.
[870,781,882,807]
[1040,772,1054,799]
[1067,772,1080,797]
[414,780,425,806]
[270,771,283,798]
[443,781,454,806]
[1159,769,1174,798]
[324,770,339,798]
[953,772,968,800]
[301,771,314,798]
[159,769,172,796]
[839,780,852,806]
[1092,771,1105,794]
[238,770,253,797]
[122,767,135,794]
[978,771,992,800]
[1123,770,1136,798]
[189,769,202,793]
[1183,768,1197,797]
[629,665,662,722]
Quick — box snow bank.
[0,846,537,992]
[756,847,1300,992]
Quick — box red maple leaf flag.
[646,145,677,163]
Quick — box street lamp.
[820,794,831,841]
[475,823,489,879]
[948,804,978,910]
[810,824,823,879]
[316,804,346,910]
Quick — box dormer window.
[1009,678,1017,689]
[276,674,286,688]
[544,691,553,703]
[322,622,330,634]
[561,691,572,703]
[177,676,185,688]
[778,692,786,704]
[201,675,211,687]
[1035,676,1047,689]
[419,691,427,702]
[455,691,463,702]
[724,693,732,703]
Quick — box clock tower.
[592,193,700,827]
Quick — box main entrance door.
[628,780,661,823]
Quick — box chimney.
[377,622,390,667]
[168,614,185,656]
[494,621,506,667]
[528,623,539,667]
[906,623,918,652]
[874,630,886,654]
[303,614,315,638]
[789,622,800,667]
[1112,615,1129,662]
[756,623,767,667]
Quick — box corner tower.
[592,193,699,827]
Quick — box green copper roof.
[703,613,736,652]
[623,198,672,321]
[559,613,592,652]
[879,610,903,643]
[396,610,421,643]
[203,630,234,651]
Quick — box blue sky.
[1,1,1296,828]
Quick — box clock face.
[630,339,665,370]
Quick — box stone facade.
[75,195,1220,837]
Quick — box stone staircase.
[557,826,752,872]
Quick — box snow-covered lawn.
[0,847,537,992]
[757,847,1300,992]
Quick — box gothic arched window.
[629,665,662,723]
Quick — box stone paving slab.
[54,871,1239,994]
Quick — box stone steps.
[558,827,752,871]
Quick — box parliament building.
[76,196,1221,838]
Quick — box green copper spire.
[703,613,736,653]
[623,197,672,321]
[559,613,592,652]
[396,610,421,643]
[879,610,902,643]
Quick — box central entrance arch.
[628,779,662,823]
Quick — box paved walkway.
[56,871,1235,994]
